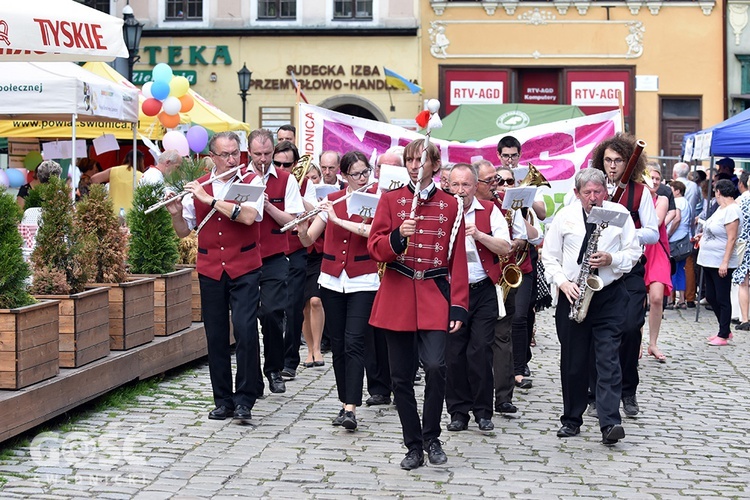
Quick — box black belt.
[386,261,448,280]
[469,277,492,289]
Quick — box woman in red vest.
[297,151,379,431]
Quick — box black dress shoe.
[686,301,696,308]
[556,424,580,438]
[234,404,251,420]
[365,394,391,406]
[515,378,533,389]
[400,448,424,470]
[267,372,286,393]
[208,405,234,420]
[523,365,531,377]
[341,411,357,431]
[602,424,625,445]
[313,359,325,367]
[332,408,345,426]
[425,439,447,465]
[281,368,296,380]
[477,418,494,431]
[496,402,518,414]
[447,418,468,432]
[302,361,314,368]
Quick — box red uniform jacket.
[473,199,502,284]
[195,171,262,280]
[368,184,469,332]
[258,169,292,259]
[321,189,377,278]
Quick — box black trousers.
[557,279,626,430]
[383,328,446,452]
[446,278,497,421]
[704,266,734,338]
[365,319,391,398]
[493,287,516,407]
[284,248,308,371]
[511,270,535,376]
[199,270,261,409]
[258,253,289,380]
[320,287,375,406]
[618,261,647,397]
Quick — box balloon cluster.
[141,63,195,129]
[162,126,209,157]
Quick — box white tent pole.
[71,113,77,202]
[133,123,137,192]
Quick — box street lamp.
[237,63,252,123]
[122,4,143,83]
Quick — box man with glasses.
[589,133,658,420]
[166,131,265,422]
[272,141,317,382]
[249,129,305,395]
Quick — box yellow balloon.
[169,76,190,97]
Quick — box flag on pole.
[384,67,422,94]
[290,71,309,104]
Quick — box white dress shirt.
[250,163,305,215]
[542,199,642,289]
[464,197,511,284]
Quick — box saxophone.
[568,221,608,323]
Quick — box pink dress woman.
[643,206,674,297]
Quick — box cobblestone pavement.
[1,305,750,499]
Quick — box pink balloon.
[0,169,9,188]
[186,126,209,153]
[162,131,189,157]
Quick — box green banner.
[132,70,197,86]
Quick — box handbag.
[669,234,692,262]
[659,240,677,276]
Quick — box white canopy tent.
[0,0,129,62]
[0,61,140,195]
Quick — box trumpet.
[144,164,245,214]
[291,154,314,187]
[280,180,377,233]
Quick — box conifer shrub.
[0,189,35,308]
[127,183,179,275]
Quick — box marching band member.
[249,129,305,395]
[445,163,510,433]
[296,151,380,431]
[368,139,469,470]
[542,168,641,445]
[166,131,264,422]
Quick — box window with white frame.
[259,0,297,19]
[166,0,203,21]
[333,0,373,19]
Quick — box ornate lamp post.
[122,4,143,83]
[237,63,252,123]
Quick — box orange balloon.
[158,111,180,129]
[179,94,194,113]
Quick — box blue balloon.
[5,168,26,188]
[151,80,170,101]
[152,63,173,84]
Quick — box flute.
[144,164,245,214]
[280,181,377,233]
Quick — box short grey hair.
[673,162,689,178]
[449,162,478,182]
[209,131,241,153]
[575,168,607,191]
[37,160,62,183]
[158,149,182,166]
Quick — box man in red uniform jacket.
[167,131,264,422]
[368,138,469,470]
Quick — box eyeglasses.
[496,178,515,186]
[477,177,497,185]
[210,150,241,160]
[500,153,520,160]
[273,160,295,168]
[347,169,371,180]
[603,157,625,166]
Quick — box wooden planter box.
[132,268,192,337]
[35,287,110,368]
[91,277,155,351]
[176,264,202,323]
[0,300,60,389]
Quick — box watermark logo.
[29,428,150,469]
[496,111,531,131]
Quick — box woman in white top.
[696,179,741,346]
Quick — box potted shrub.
[0,188,59,389]
[128,183,191,336]
[166,156,210,323]
[29,176,111,369]
[77,184,155,351]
